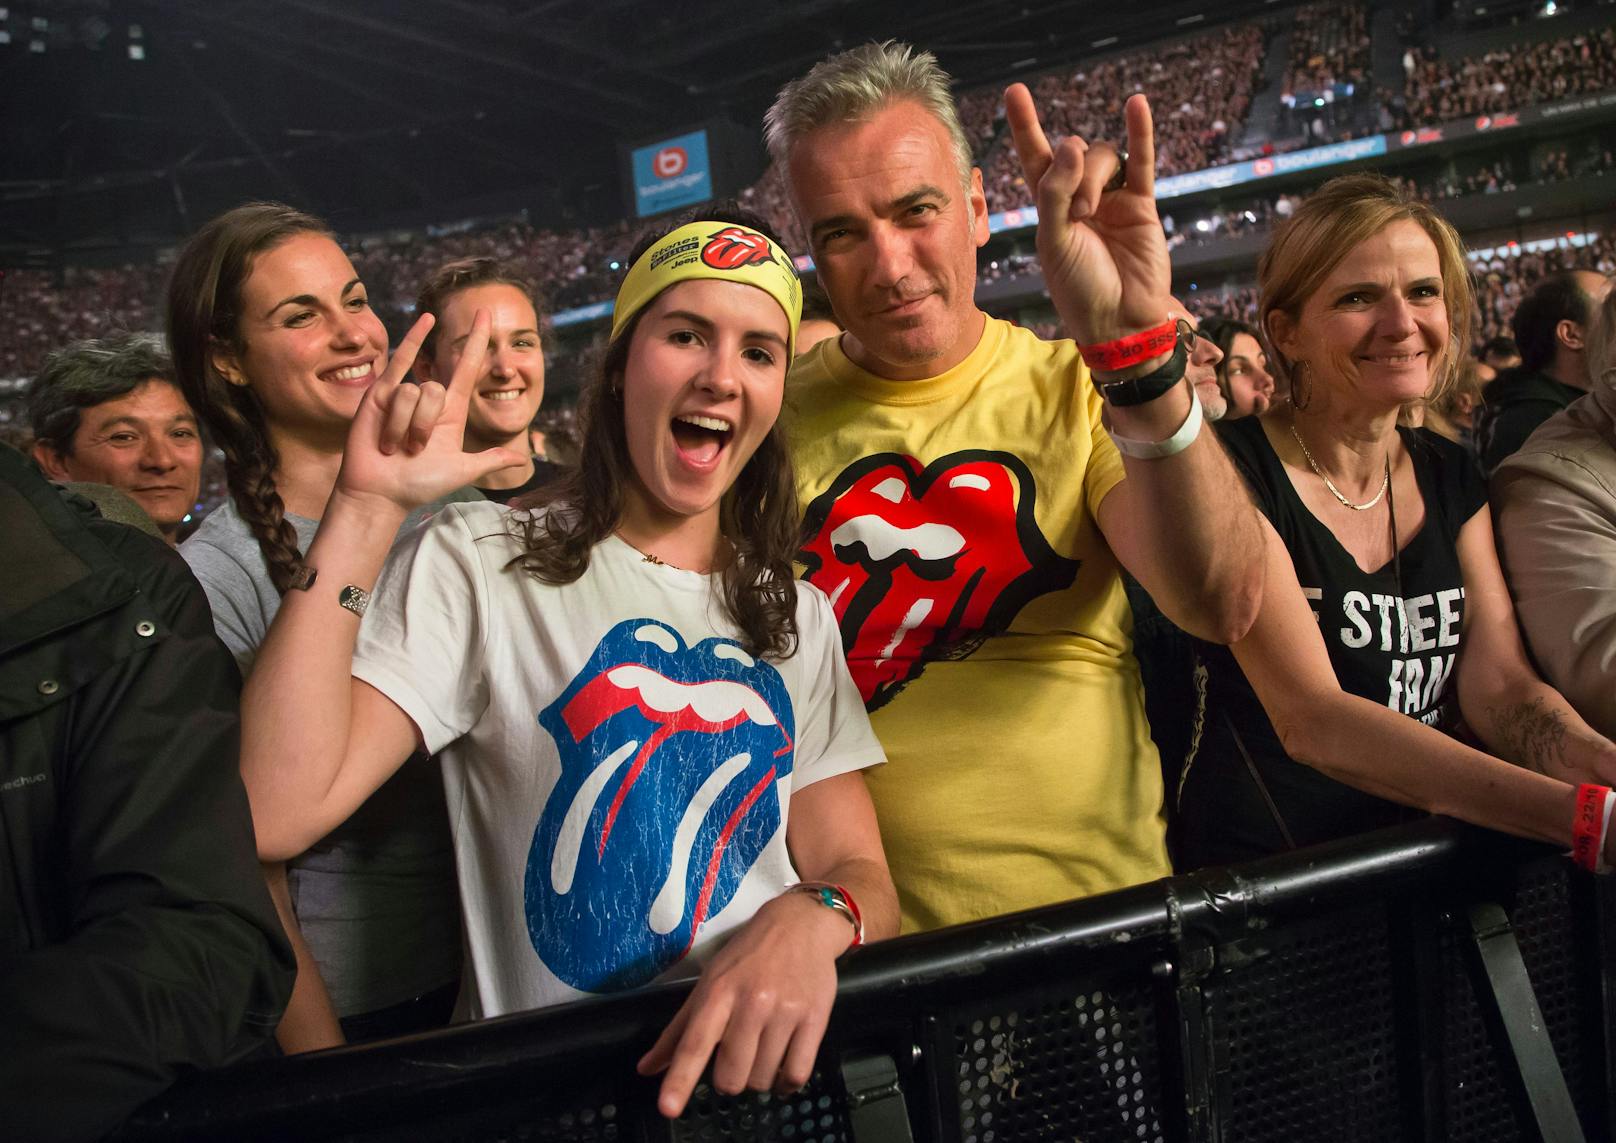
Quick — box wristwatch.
[1092,319,1192,407]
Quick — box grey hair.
[27,332,179,455]
[1589,275,1616,393]
[764,40,974,188]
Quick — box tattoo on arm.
[1489,697,1569,774]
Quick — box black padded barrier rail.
[118,819,1616,1143]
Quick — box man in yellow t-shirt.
[764,43,1265,932]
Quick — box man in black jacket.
[0,444,293,1142]
[1477,269,1613,475]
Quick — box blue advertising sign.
[630,129,713,218]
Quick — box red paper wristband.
[1078,318,1178,372]
[1571,783,1611,872]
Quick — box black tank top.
[1176,418,1488,869]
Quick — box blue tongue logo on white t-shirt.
[527,619,796,992]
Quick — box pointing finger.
[655,996,733,1118]
[1004,83,1055,194]
[1124,93,1156,198]
[379,313,435,395]
[444,309,492,412]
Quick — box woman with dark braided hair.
[172,203,469,1052]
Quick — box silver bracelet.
[1105,386,1204,460]
[338,584,371,618]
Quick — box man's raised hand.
[337,310,524,512]
[1005,85,1172,352]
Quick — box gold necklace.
[1289,423,1390,511]
[615,531,667,565]
[614,530,732,573]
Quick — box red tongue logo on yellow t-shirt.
[799,450,1079,711]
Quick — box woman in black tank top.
[1175,174,1616,872]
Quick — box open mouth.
[671,413,733,466]
[1360,352,1424,366]
[482,388,527,402]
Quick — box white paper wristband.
[1105,387,1204,460]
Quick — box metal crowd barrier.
[120,818,1616,1142]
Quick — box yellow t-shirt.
[786,316,1170,933]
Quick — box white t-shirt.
[352,501,883,1021]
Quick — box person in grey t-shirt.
[169,201,471,1051]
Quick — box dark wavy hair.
[165,201,331,595]
[508,206,802,659]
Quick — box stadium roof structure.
[0,0,1285,261]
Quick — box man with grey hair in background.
[767,41,1264,933]
[27,333,203,544]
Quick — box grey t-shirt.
[183,495,474,1016]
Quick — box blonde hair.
[1258,174,1473,406]
[1588,276,1616,393]
[764,41,973,188]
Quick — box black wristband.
[1093,322,1191,407]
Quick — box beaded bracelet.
[786,881,864,949]
[1571,783,1614,874]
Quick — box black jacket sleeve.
[1478,398,1559,477]
[0,524,295,1143]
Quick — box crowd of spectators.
[352,217,638,325]
[6,126,1610,398]
[954,85,1007,161]
[1283,3,1371,101]
[1,266,159,383]
[735,162,808,254]
[1390,25,1616,131]
[7,18,1616,390]
[978,24,1267,212]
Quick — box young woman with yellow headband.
[236,211,897,1117]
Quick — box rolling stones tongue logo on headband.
[526,619,795,993]
[800,450,1079,711]
[701,226,779,270]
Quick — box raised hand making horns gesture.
[1005,85,1174,363]
[336,308,525,513]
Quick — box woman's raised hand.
[336,310,525,513]
[1005,85,1173,352]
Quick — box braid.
[212,395,309,595]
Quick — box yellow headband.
[610,221,802,357]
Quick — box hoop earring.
[1291,360,1313,411]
